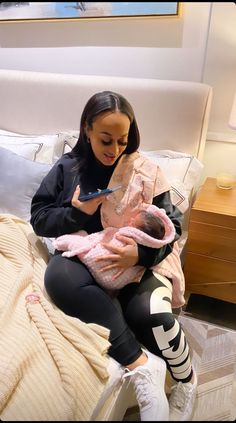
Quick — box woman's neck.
[89,155,117,189]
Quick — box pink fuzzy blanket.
[54,205,176,290]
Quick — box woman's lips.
[104,153,116,162]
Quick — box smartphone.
[78,185,122,202]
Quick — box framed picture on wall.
[0,2,180,22]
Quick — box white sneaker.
[90,357,125,419]
[169,370,198,421]
[123,349,169,421]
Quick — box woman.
[30,91,197,421]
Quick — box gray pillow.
[0,146,51,222]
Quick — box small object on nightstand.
[216,172,235,190]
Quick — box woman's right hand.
[71,185,107,215]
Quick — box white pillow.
[0,130,64,164]
[0,142,41,161]
[59,131,79,154]
[0,146,51,222]
[140,149,203,213]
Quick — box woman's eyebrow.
[100,131,128,137]
[100,131,112,136]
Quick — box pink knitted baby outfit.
[53,205,175,290]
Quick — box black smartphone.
[78,185,122,202]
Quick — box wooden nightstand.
[184,177,236,304]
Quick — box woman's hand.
[95,234,139,280]
[71,185,107,215]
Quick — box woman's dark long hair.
[72,91,140,173]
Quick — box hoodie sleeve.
[137,190,183,268]
[30,161,91,238]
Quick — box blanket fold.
[0,213,111,421]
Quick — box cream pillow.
[0,129,81,163]
[59,131,79,154]
[0,130,64,164]
[0,142,41,161]
[140,149,203,213]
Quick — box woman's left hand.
[95,234,139,280]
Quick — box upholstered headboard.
[0,69,212,160]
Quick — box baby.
[53,204,176,290]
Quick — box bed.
[0,69,212,421]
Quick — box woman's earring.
[87,137,90,143]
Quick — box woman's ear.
[84,124,88,136]
[84,124,90,143]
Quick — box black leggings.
[45,254,193,382]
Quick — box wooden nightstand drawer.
[187,221,236,262]
[190,209,236,230]
[185,253,236,284]
[184,253,236,303]
[184,177,236,304]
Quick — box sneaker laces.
[123,368,155,408]
[170,382,193,411]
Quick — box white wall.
[0,3,210,80]
[0,2,235,180]
[202,2,236,181]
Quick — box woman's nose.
[109,143,119,155]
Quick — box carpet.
[122,296,236,421]
[124,311,236,421]
[178,313,236,421]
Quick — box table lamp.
[229,92,236,129]
[216,93,236,189]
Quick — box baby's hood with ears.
[119,204,176,248]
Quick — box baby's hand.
[62,251,74,258]
[53,236,68,250]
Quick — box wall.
[0,2,236,180]
[0,3,210,80]
[202,2,236,181]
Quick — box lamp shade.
[229,92,236,129]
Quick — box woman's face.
[86,111,130,166]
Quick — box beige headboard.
[0,69,212,160]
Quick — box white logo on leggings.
[150,283,191,380]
